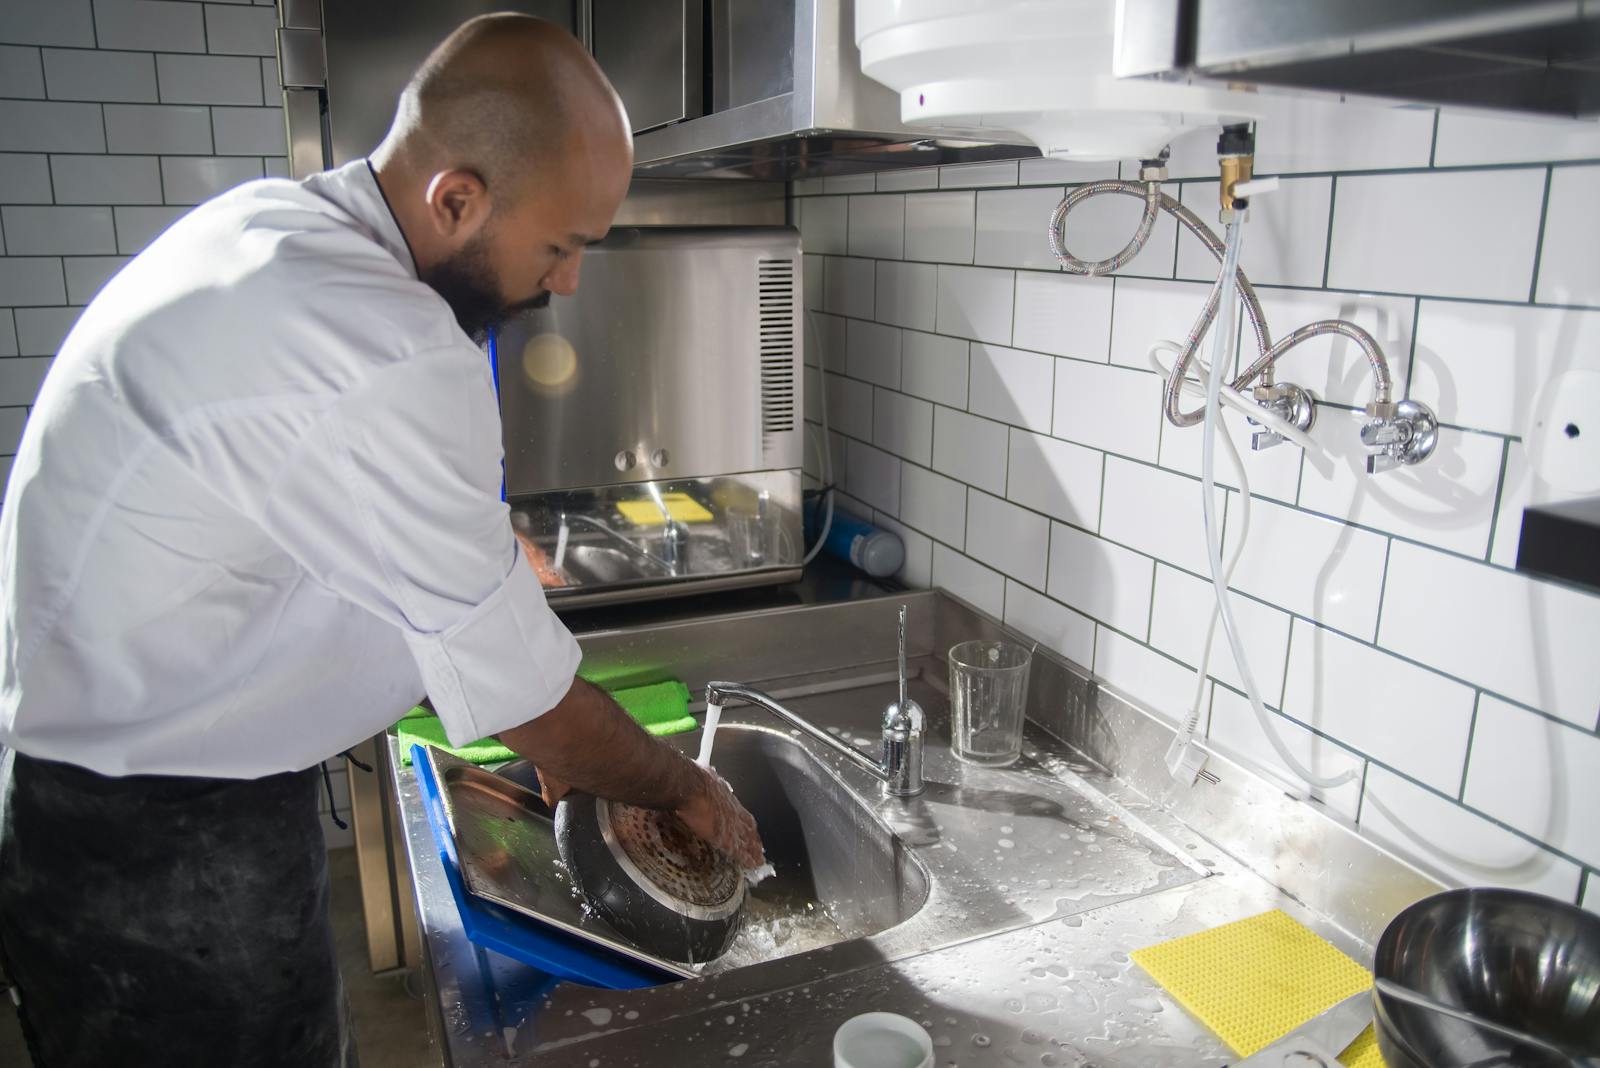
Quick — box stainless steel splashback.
[495,226,801,497]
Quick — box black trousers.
[0,748,355,1068]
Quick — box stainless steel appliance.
[277,0,1036,183]
[618,0,1036,177]
[497,226,805,608]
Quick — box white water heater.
[855,0,1258,161]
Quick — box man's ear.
[423,168,490,239]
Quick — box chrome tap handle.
[1248,382,1316,452]
[1361,398,1438,475]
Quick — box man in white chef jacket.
[0,15,763,1067]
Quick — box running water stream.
[695,699,723,767]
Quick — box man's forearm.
[495,676,702,809]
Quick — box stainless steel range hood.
[1116,0,1600,119]
[627,0,1038,179]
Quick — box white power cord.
[801,308,835,567]
[1165,217,1355,792]
[1154,339,1254,786]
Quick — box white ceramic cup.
[832,1012,934,1068]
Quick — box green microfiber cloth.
[397,679,696,766]
[612,679,697,736]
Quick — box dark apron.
[0,748,355,1068]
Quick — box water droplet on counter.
[998,838,1015,849]
[1001,825,1014,834]
[728,1043,749,1058]
[624,1010,639,1021]
[581,1007,613,1027]
[972,1034,991,1048]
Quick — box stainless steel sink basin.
[475,661,1207,999]
[680,724,929,966]
[491,722,928,975]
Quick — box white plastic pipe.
[1200,221,1354,791]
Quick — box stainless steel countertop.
[391,587,1443,1067]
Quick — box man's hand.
[676,765,765,871]
[533,767,569,808]
[498,678,767,869]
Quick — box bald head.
[378,14,630,203]
[371,14,633,342]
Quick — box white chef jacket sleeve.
[252,345,582,745]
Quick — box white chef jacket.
[0,159,583,778]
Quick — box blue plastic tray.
[411,743,676,989]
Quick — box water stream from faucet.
[696,699,723,768]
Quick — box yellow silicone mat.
[1130,909,1386,1067]
[616,493,714,526]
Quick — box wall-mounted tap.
[1361,399,1439,473]
[705,607,925,797]
[1248,382,1317,451]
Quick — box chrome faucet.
[705,607,925,797]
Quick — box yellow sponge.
[1130,909,1385,1067]
[616,492,714,526]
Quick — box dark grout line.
[1458,691,1482,802]
[1482,438,1513,566]
[1320,176,1338,289]
[1527,166,1555,304]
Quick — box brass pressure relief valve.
[1217,123,1255,222]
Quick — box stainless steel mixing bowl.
[1373,887,1600,1068]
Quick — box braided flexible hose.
[1048,181,1394,426]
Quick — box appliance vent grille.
[757,258,796,434]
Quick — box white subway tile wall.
[796,108,1600,905]
[1207,686,1366,820]
[968,343,1053,433]
[964,489,1049,589]
[1535,165,1600,307]
[0,8,308,819]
